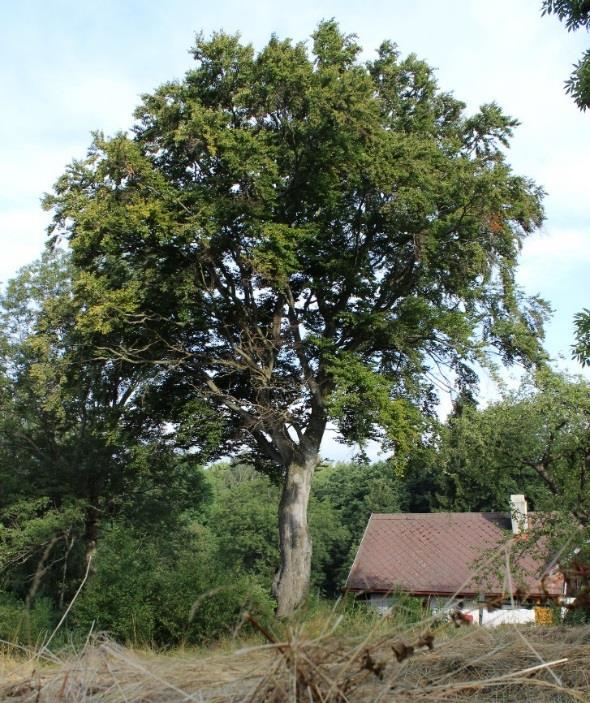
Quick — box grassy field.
[2,605,590,702]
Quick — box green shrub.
[0,592,56,646]
[273,591,425,642]
[563,602,590,625]
[73,523,275,646]
[206,466,280,583]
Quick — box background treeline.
[0,452,535,648]
[1,253,589,646]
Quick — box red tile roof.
[345,513,563,598]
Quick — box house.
[345,495,567,626]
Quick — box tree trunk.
[84,504,99,567]
[273,457,316,617]
[25,536,59,609]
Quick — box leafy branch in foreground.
[542,0,590,110]
[573,308,590,365]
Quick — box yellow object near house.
[534,606,554,625]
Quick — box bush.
[564,603,590,625]
[206,466,280,583]
[0,592,56,646]
[73,523,275,646]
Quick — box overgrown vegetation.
[1,19,589,659]
[1,373,589,646]
[0,254,588,644]
[3,615,590,701]
[42,18,550,616]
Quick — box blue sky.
[1,0,589,456]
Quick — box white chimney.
[510,494,528,535]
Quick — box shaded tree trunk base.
[273,458,316,618]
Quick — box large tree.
[44,22,548,615]
[435,370,590,524]
[0,253,207,605]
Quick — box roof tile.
[345,513,563,598]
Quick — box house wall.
[368,593,536,626]
[480,607,535,626]
[369,594,394,615]
[428,596,479,623]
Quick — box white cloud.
[527,228,590,259]
[47,75,140,135]
[538,155,590,220]
[517,226,590,371]
[519,227,590,290]
[0,145,72,204]
[0,210,49,286]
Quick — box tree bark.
[273,456,316,617]
[25,536,59,609]
[84,504,99,567]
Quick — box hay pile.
[2,621,590,702]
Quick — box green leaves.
[542,1,590,110]
[0,254,215,608]
[251,223,314,285]
[312,20,361,69]
[325,351,422,457]
[566,48,590,109]
[462,103,520,158]
[42,24,550,598]
[573,308,590,366]
[438,369,590,520]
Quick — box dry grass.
[2,615,590,702]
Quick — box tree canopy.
[434,371,590,525]
[0,253,208,609]
[44,21,549,614]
